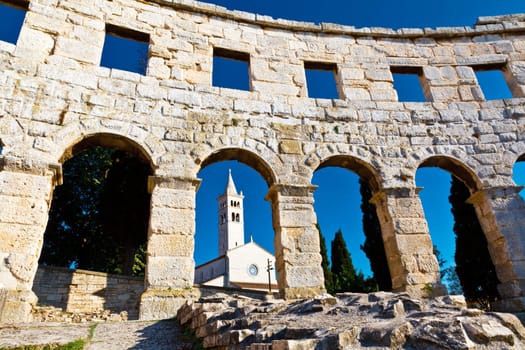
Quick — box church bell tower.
[217,169,245,256]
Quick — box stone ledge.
[151,0,525,38]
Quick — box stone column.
[371,187,445,297]
[139,175,200,320]
[266,184,324,299]
[0,156,60,322]
[468,186,525,312]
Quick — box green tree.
[330,229,373,293]
[40,146,150,276]
[317,224,334,294]
[359,178,392,291]
[100,150,150,275]
[433,245,462,295]
[449,176,500,307]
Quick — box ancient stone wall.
[0,0,525,321]
[32,266,144,319]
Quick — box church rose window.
[248,264,258,276]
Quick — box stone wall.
[0,0,524,321]
[33,265,144,319]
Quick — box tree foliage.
[317,224,334,294]
[359,178,392,291]
[40,146,150,276]
[449,176,500,307]
[330,229,376,293]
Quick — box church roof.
[224,169,239,195]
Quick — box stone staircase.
[177,292,525,350]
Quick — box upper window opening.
[212,48,250,91]
[101,24,149,75]
[304,61,340,99]
[0,0,28,45]
[391,66,426,102]
[473,66,513,100]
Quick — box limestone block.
[285,266,324,288]
[145,256,194,288]
[0,223,43,254]
[272,339,320,350]
[54,37,101,64]
[150,188,195,209]
[148,234,194,257]
[0,172,53,198]
[393,218,429,235]
[396,234,433,255]
[343,87,371,100]
[149,207,195,235]
[279,140,302,155]
[0,290,37,323]
[15,27,55,63]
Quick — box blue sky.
[194,0,525,279]
[1,0,524,282]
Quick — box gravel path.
[0,320,194,349]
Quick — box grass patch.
[0,339,86,350]
[87,324,97,340]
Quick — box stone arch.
[316,154,382,193]
[194,146,279,293]
[417,155,482,193]
[416,155,503,303]
[50,120,164,169]
[35,132,154,318]
[199,147,278,187]
[313,154,392,292]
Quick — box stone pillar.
[468,186,525,312]
[139,175,200,320]
[266,184,324,299]
[371,187,445,297]
[0,156,60,322]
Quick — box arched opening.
[416,156,500,308]
[313,156,391,294]
[513,154,525,200]
[194,149,277,292]
[33,134,153,320]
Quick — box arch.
[199,147,277,187]
[316,155,382,193]
[312,155,392,292]
[50,120,164,169]
[418,155,482,193]
[416,156,501,304]
[58,133,154,173]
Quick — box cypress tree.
[449,176,500,307]
[317,224,334,294]
[359,178,392,291]
[331,229,358,292]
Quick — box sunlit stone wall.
[1,0,525,320]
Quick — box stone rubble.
[32,305,129,323]
[178,292,525,349]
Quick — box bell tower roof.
[224,169,239,196]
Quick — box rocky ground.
[179,292,525,349]
[2,293,525,349]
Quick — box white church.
[194,170,278,291]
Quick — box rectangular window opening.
[0,0,28,45]
[472,65,513,100]
[391,66,427,102]
[101,24,150,75]
[212,47,250,91]
[304,61,340,99]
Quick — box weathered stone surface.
[1,0,525,322]
[178,293,525,349]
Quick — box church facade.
[194,171,278,291]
